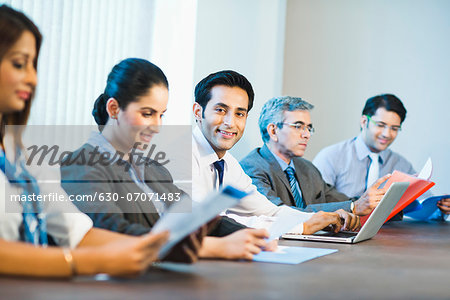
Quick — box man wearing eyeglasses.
[240,96,386,220]
[313,94,449,219]
[193,71,363,236]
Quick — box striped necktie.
[0,151,48,246]
[284,166,305,208]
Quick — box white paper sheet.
[252,246,338,264]
[417,157,433,180]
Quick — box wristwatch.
[350,202,355,214]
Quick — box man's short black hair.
[194,70,255,113]
[362,94,407,123]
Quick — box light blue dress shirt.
[313,135,416,198]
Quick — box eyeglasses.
[279,122,315,135]
[366,115,402,132]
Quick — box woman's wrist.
[62,248,76,276]
[198,236,223,259]
[71,247,101,275]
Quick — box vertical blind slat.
[3,0,154,125]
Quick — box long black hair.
[0,5,42,147]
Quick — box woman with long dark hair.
[0,5,172,277]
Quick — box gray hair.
[258,96,314,143]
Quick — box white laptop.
[282,182,409,244]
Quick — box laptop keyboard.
[311,230,358,238]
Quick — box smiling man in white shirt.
[192,70,356,235]
[313,94,450,220]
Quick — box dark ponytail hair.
[92,58,169,129]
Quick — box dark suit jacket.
[240,144,353,213]
[60,143,244,237]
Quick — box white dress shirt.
[0,164,93,249]
[192,126,313,233]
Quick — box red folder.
[359,170,435,225]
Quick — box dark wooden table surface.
[1,219,449,300]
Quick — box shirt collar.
[355,134,388,164]
[268,147,295,171]
[193,125,231,168]
[87,131,116,155]
[86,131,127,165]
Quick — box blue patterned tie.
[284,166,305,208]
[0,151,48,246]
[213,160,225,188]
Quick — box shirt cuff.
[288,223,304,234]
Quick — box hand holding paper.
[360,170,435,225]
[437,197,450,215]
[354,174,391,216]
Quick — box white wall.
[283,0,450,194]
[193,0,287,159]
[151,0,198,125]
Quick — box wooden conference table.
[1,219,449,300]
